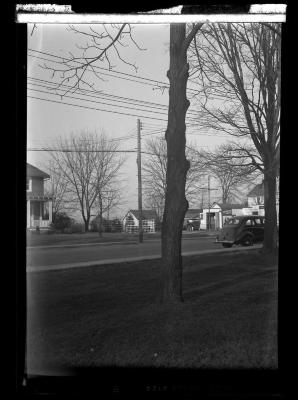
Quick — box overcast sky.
[27,23,235,218]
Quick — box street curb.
[26,241,139,250]
[27,245,262,273]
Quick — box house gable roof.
[128,209,158,220]
[247,183,264,197]
[185,208,202,219]
[218,203,246,211]
[27,163,50,179]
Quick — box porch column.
[27,200,30,228]
[39,202,42,225]
[49,200,53,224]
[219,211,223,229]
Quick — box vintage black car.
[186,219,200,231]
[215,215,265,248]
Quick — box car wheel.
[222,243,233,248]
[241,235,253,246]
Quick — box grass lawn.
[27,230,216,247]
[26,250,278,374]
[26,231,143,247]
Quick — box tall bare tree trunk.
[263,168,278,253]
[161,24,190,303]
[98,195,103,237]
[83,218,89,233]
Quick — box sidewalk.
[27,244,262,273]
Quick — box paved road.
[27,236,220,267]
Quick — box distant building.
[247,182,264,207]
[247,179,279,220]
[123,209,158,233]
[199,202,246,230]
[183,208,202,230]
[27,163,53,230]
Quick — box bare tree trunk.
[98,195,103,237]
[161,24,190,303]
[83,218,89,233]
[263,168,278,253]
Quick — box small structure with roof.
[27,163,53,230]
[200,202,247,230]
[122,209,159,233]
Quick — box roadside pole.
[137,119,143,243]
[208,175,210,230]
[198,176,217,230]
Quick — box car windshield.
[224,218,241,226]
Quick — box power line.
[28,49,166,88]
[28,95,169,122]
[27,147,157,156]
[27,77,202,119]
[28,48,201,95]
[28,76,170,111]
[28,128,137,146]
[27,86,173,118]
[27,94,210,127]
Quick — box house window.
[26,178,32,192]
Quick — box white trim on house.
[122,210,157,233]
[26,178,32,192]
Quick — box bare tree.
[196,144,260,204]
[41,22,204,303]
[143,139,167,221]
[161,23,204,302]
[48,131,125,232]
[44,160,70,218]
[143,137,204,217]
[189,23,281,252]
[95,187,124,236]
[41,24,145,94]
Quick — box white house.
[247,179,279,219]
[27,163,53,230]
[247,182,264,207]
[122,209,158,233]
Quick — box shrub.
[90,217,122,233]
[111,218,123,232]
[70,222,85,233]
[50,212,72,233]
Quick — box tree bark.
[98,195,103,237]
[83,218,89,233]
[263,167,278,253]
[161,24,190,303]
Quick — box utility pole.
[208,175,211,230]
[137,119,143,243]
[200,191,204,209]
[198,175,218,230]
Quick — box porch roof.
[218,203,246,211]
[27,194,52,201]
[185,208,202,219]
[128,209,158,220]
[247,182,264,197]
[27,163,50,179]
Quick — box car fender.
[236,230,254,243]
